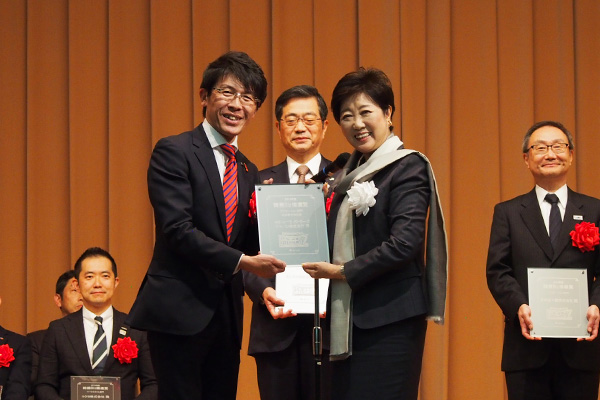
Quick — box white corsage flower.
[347,181,378,217]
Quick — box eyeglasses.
[528,143,570,155]
[280,116,322,127]
[213,87,260,107]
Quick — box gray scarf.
[330,134,448,360]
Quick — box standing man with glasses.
[127,51,286,400]
[244,85,332,400]
[486,121,600,399]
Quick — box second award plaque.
[528,267,589,338]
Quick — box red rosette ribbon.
[570,221,600,253]
[248,191,257,220]
[112,337,139,364]
[0,344,15,368]
[325,193,335,216]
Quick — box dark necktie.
[92,316,108,375]
[296,164,309,183]
[545,193,561,249]
[221,144,238,242]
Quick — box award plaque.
[71,376,121,400]
[255,184,330,314]
[527,268,589,338]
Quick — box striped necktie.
[221,144,238,242]
[92,316,108,375]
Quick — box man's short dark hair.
[274,85,328,122]
[200,51,267,115]
[522,120,575,153]
[331,67,395,132]
[55,270,77,296]
[73,247,118,279]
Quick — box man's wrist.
[339,264,346,280]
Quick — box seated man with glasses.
[486,120,600,400]
[126,51,286,400]
[244,85,332,400]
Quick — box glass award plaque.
[71,376,121,400]
[527,267,589,338]
[255,184,330,314]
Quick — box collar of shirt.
[535,184,568,234]
[203,120,239,182]
[286,154,322,182]
[82,305,114,363]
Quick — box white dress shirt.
[286,154,323,183]
[82,305,114,364]
[535,184,568,236]
[203,119,239,184]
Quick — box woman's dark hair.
[331,67,395,131]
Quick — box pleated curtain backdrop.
[1,1,600,399]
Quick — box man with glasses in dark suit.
[245,85,332,400]
[127,51,286,400]
[487,121,600,400]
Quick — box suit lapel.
[520,189,554,260]
[552,188,583,262]
[103,309,126,372]
[65,311,94,375]
[191,126,228,241]
[318,157,331,176]
[275,162,291,183]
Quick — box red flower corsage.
[325,193,334,216]
[0,344,15,368]
[248,191,257,220]
[570,221,600,252]
[112,337,139,364]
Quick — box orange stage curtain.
[1,1,600,399]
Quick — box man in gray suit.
[486,121,600,399]
[244,85,331,400]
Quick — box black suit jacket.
[127,125,259,344]
[26,329,45,392]
[0,325,31,400]
[244,157,330,355]
[486,188,600,372]
[35,309,157,400]
[327,152,430,329]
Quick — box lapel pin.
[573,215,583,220]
